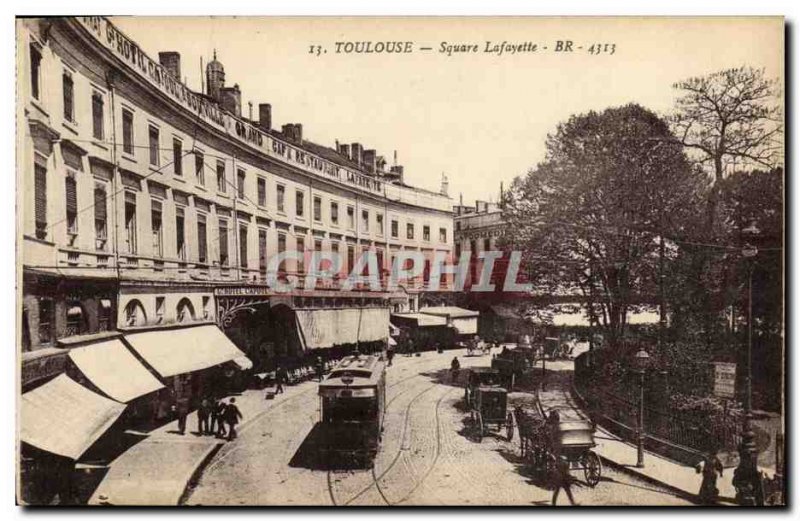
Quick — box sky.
[112,16,783,205]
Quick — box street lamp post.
[633,348,650,468]
[733,224,761,506]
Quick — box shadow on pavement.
[288,422,373,471]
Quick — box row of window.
[116,111,450,242]
[30,297,113,346]
[123,297,210,327]
[29,43,450,252]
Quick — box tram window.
[328,369,372,379]
[323,398,378,423]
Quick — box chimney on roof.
[351,143,364,167]
[338,143,351,159]
[281,123,303,144]
[440,173,449,197]
[258,103,272,130]
[389,165,404,183]
[363,149,377,174]
[158,52,181,80]
[220,84,242,117]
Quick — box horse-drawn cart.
[514,406,603,487]
[469,385,514,443]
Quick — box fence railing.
[574,352,742,459]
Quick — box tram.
[318,354,387,464]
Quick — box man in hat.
[224,397,243,441]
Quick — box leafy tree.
[502,104,706,347]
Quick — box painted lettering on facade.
[77,16,388,197]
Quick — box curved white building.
[18,17,454,389]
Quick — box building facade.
[17,17,454,387]
[453,199,505,286]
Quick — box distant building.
[453,199,505,286]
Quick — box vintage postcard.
[16,16,784,506]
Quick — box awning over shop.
[124,325,245,378]
[295,308,390,350]
[419,307,479,335]
[20,374,126,460]
[68,338,164,403]
[389,323,401,336]
[232,355,254,370]
[391,313,448,327]
[419,306,480,319]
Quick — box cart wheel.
[506,413,514,442]
[583,450,602,487]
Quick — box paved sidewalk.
[88,379,319,505]
[539,363,738,505]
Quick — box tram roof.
[320,355,386,388]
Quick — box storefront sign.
[712,362,736,399]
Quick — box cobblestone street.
[184,350,692,506]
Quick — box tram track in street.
[198,357,435,486]
[389,386,455,505]
[329,381,439,505]
[326,352,469,506]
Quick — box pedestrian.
[224,397,243,441]
[550,454,578,506]
[450,356,461,382]
[387,347,395,366]
[213,398,228,438]
[197,397,212,435]
[696,448,724,505]
[175,396,190,435]
[275,366,286,394]
[315,356,325,382]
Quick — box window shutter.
[34,163,47,227]
[197,214,208,263]
[94,185,107,220]
[65,176,77,214]
[219,221,229,261]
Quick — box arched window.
[176,298,195,323]
[65,302,86,336]
[123,299,147,327]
